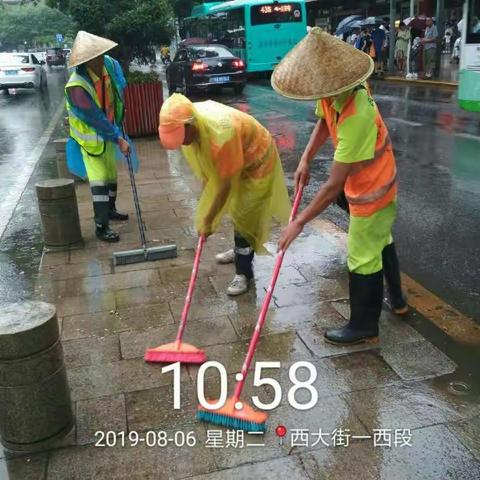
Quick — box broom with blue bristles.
[197,185,304,431]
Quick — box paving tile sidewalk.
[1,138,479,480]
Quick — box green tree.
[0,5,75,50]
[169,0,195,18]
[66,0,174,66]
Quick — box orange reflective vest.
[320,90,397,217]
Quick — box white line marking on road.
[455,132,480,142]
[0,101,65,240]
[385,117,423,127]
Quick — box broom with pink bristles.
[144,235,207,364]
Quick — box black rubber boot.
[382,243,408,315]
[108,183,129,221]
[96,225,120,243]
[109,210,129,221]
[324,271,383,345]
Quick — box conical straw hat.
[272,27,374,100]
[69,31,118,68]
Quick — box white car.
[0,52,47,92]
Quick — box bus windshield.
[250,2,303,26]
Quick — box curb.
[381,76,458,89]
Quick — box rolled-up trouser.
[82,141,117,228]
[347,201,396,275]
[234,232,254,280]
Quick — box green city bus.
[180,0,307,73]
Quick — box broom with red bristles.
[197,185,304,431]
[144,235,207,364]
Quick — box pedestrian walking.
[421,18,439,79]
[158,94,291,296]
[272,28,408,345]
[395,22,411,72]
[65,31,129,243]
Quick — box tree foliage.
[0,4,75,50]
[169,0,195,18]
[67,0,174,66]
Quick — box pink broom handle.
[233,185,304,400]
[176,235,206,343]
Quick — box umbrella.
[335,15,363,36]
[360,16,384,27]
[404,15,431,31]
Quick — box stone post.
[53,138,71,179]
[0,302,74,454]
[36,178,83,250]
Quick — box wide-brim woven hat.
[271,27,374,100]
[69,31,118,68]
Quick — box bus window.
[466,0,480,43]
[250,3,303,26]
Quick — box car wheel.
[233,84,245,95]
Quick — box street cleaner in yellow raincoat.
[159,93,291,296]
[272,28,408,345]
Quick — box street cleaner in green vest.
[65,30,130,243]
[272,28,408,345]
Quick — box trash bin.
[0,301,74,453]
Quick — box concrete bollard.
[0,302,74,454]
[53,138,71,179]
[36,178,83,250]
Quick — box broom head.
[144,341,206,364]
[197,397,268,432]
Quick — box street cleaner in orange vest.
[272,28,408,345]
[158,93,291,296]
[65,31,131,243]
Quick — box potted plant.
[123,70,164,138]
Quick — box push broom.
[113,131,178,265]
[197,185,304,431]
[144,235,207,364]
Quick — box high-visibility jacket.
[65,55,124,156]
[317,87,397,217]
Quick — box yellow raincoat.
[160,94,291,253]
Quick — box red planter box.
[124,82,164,138]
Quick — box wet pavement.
[1,130,478,478]
[0,74,479,478]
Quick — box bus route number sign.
[259,4,293,14]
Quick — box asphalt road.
[0,69,478,322]
[0,66,68,305]
[217,79,480,322]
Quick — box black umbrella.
[335,15,363,36]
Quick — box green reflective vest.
[65,56,124,156]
